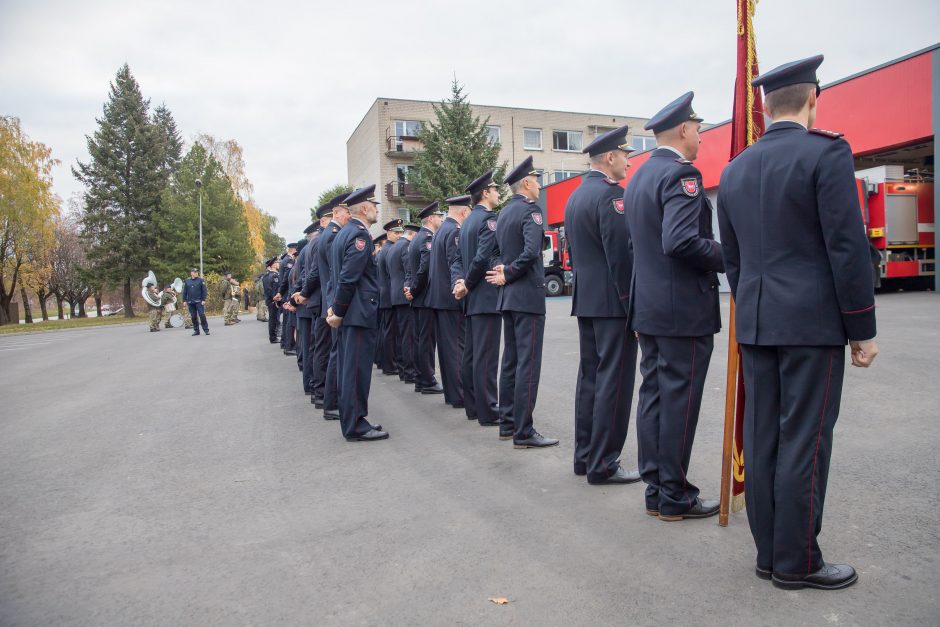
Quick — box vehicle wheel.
[545,275,563,297]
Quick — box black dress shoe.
[403,378,416,384]
[323,409,340,421]
[573,462,587,476]
[192,331,200,336]
[587,466,641,485]
[756,566,773,581]
[772,563,858,590]
[513,431,559,449]
[421,383,444,395]
[312,397,324,408]
[659,497,720,521]
[284,349,296,356]
[204,330,209,335]
[449,401,465,409]
[269,339,279,344]
[479,419,500,426]
[345,429,389,442]
[304,390,313,396]
[382,370,397,375]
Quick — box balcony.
[385,129,424,158]
[385,181,427,202]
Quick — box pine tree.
[72,64,166,316]
[410,80,507,219]
[153,143,254,281]
[153,103,183,182]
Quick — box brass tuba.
[141,270,162,307]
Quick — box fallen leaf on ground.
[488,597,510,605]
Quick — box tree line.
[0,64,285,324]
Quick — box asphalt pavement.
[1,294,938,626]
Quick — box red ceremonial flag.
[719,0,764,526]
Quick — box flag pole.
[719,301,739,526]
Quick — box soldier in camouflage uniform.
[146,285,165,332]
[161,285,179,328]
[221,271,238,325]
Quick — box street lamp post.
[195,178,204,276]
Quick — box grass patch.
[0,315,143,335]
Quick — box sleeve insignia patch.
[487,218,497,231]
[355,238,366,251]
[612,198,625,214]
[681,178,700,197]
[531,212,543,225]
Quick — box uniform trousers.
[379,307,400,373]
[187,302,209,333]
[337,325,378,439]
[636,334,713,516]
[740,344,845,577]
[459,315,477,419]
[281,310,296,351]
[574,317,638,481]
[466,313,501,424]
[498,311,545,439]
[266,301,278,341]
[311,315,330,400]
[374,309,385,366]
[412,307,438,388]
[434,309,465,405]
[296,314,314,393]
[393,305,417,381]
[323,325,340,412]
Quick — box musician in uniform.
[183,267,210,336]
[405,202,445,395]
[453,170,502,427]
[564,125,641,484]
[485,156,558,449]
[262,257,281,343]
[718,55,878,590]
[161,284,179,329]
[428,194,472,410]
[146,284,164,332]
[221,270,238,325]
[327,184,388,442]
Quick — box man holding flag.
[718,55,879,590]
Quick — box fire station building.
[542,44,939,291]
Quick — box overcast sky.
[2,0,938,239]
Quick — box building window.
[534,169,545,187]
[523,128,542,150]
[553,130,583,152]
[486,125,501,145]
[394,120,422,138]
[398,208,410,222]
[631,136,657,151]
[396,164,411,183]
[553,170,582,183]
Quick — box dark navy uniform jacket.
[182,277,207,303]
[300,236,323,315]
[375,246,392,310]
[291,243,314,318]
[453,205,500,316]
[262,270,279,303]
[623,147,724,337]
[494,194,546,315]
[277,256,294,301]
[564,170,632,317]
[406,226,434,308]
[427,217,461,310]
[385,237,410,307]
[317,221,342,315]
[330,219,379,328]
[717,121,876,345]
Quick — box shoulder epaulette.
[603,176,619,186]
[356,223,365,230]
[808,128,843,139]
[675,158,692,165]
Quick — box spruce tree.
[153,143,254,280]
[410,80,506,219]
[153,103,183,182]
[72,64,166,316]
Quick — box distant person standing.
[262,257,281,343]
[405,201,445,395]
[221,270,238,325]
[183,267,209,336]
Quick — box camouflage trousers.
[148,308,163,331]
[256,300,268,322]
[223,299,239,324]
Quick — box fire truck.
[855,165,935,289]
[542,228,570,297]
